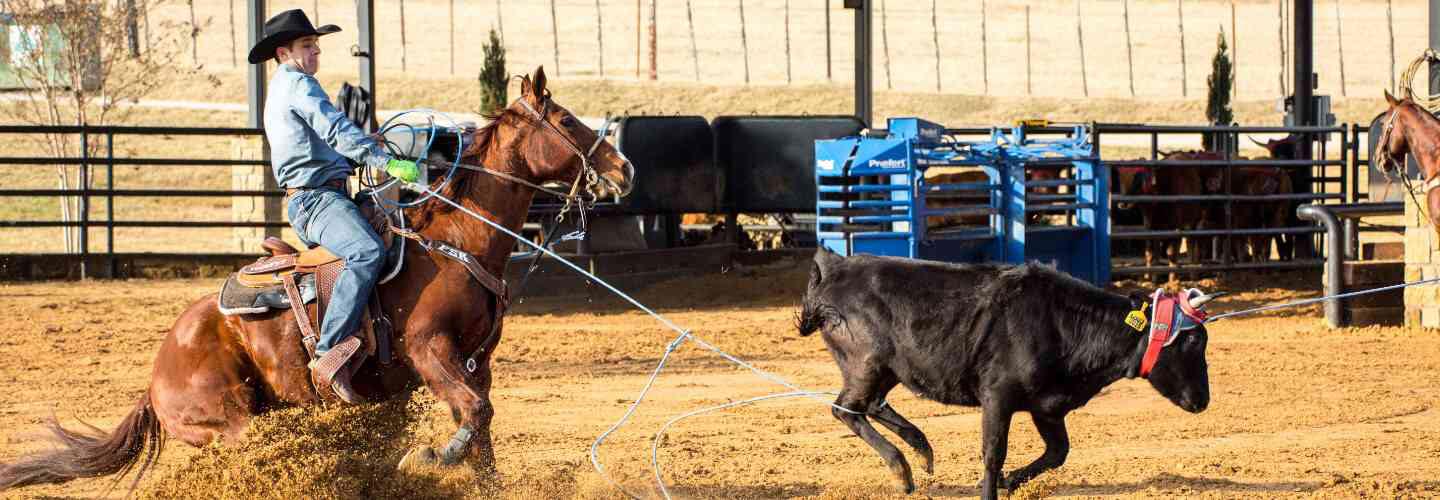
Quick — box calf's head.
[1146,323,1210,413]
[1132,289,1215,414]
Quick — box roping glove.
[385,158,420,183]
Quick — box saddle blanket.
[218,272,317,316]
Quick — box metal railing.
[1096,123,1350,277]
[0,125,272,277]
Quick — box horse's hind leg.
[832,370,915,494]
[865,376,934,474]
[148,297,262,446]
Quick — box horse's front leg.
[399,328,497,472]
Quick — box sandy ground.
[1,261,1439,499]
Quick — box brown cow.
[1112,154,1210,282]
[922,168,1063,231]
[1200,166,1294,263]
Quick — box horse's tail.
[0,391,164,492]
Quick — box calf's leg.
[869,400,935,474]
[978,404,1014,500]
[1003,412,1070,490]
[832,384,915,494]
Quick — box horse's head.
[485,66,634,200]
[1376,90,1419,176]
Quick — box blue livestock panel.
[814,117,1110,285]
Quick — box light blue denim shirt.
[263,63,389,188]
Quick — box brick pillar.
[231,139,280,254]
[1403,182,1440,327]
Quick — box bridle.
[512,92,634,204]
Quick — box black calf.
[797,249,1212,499]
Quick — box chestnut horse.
[1377,90,1440,239]
[0,67,633,491]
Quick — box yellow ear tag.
[1125,308,1148,332]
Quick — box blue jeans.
[286,187,385,356]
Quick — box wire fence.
[152,0,1426,99]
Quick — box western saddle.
[230,199,398,394]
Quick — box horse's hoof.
[398,446,439,471]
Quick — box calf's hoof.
[919,448,935,475]
[398,446,439,471]
[889,462,915,494]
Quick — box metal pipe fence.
[0,121,1392,282]
[0,125,273,278]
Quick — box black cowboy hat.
[247,9,340,64]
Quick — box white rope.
[1399,49,1440,111]
[649,391,839,499]
[1206,276,1440,323]
[411,186,862,498]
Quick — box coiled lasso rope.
[1398,49,1440,111]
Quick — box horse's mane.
[409,108,510,230]
[1403,98,1440,130]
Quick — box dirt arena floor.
[2,260,1440,499]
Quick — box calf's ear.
[1128,292,1148,310]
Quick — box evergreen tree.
[478,28,507,115]
[1205,27,1234,151]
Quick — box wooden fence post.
[229,0,237,67]
[687,0,700,80]
[636,0,642,79]
[1077,0,1089,97]
[1388,0,1396,92]
[450,0,456,75]
[1178,0,1187,98]
[931,0,941,92]
[549,0,560,76]
[881,0,892,90]
[1025,3,1031,96]
[981,0,989,95]
[1124,0,1135,96]
[188,0,198,67]
[785,0,792,84]
[740,0,750,84]
[1334,0,1345,96]
[825,0,832,81]
[596,0,605,78]
[1279,0,1287,95]
[400,0,409,72]
[649,0,657,80]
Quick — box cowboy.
[248,9,418,403]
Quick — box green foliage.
[478,28,507,115]
[1204,27,1234,151]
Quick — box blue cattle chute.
[815,117,1110,285]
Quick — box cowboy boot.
[309,336,366,404]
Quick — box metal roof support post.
[848,0,872,127]
[245,0,279,245]
[247,0,265,129]
[357,0,377,131]
[1293,0,1316,259]
[1431,0,1440,95]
